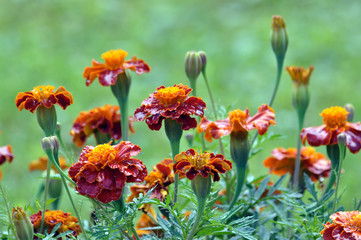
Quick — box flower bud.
[191,175,212,200]
[344,103,354,122]
[36,105,57,137]
[50,136,60,156]
[271,15,288,60]
[12,207,34,240]
[185,51,202,95]
[198,51,207,73]
[48,178,62,199]
[41,137,53,154]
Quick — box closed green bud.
[337,133,347,146]
[36,105,57,137]
[191,175,212,201]
[50,136,60,156]
[185,133,194,148]
[198,51,207,73]
[344,103,354,122]
[271,15,288,60]
[12,207,34,240]
[41,137,53,154]
[185,51,202,95]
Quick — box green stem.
[47,153,75,185]
[60,174,89,240]
[332,143,345,212]
[186,197,206,240]
[356,199,361,211]
[40,157,52,233]
[228,164,247,211]
[94,130,111,145]
[164,119,183,203]
[323,145,341,198]
[0,183,19,240]
[292,117,304,190]
[55,125,74,164]
[119,96,129,141]
[130,225,140,240]
[202,72,225,156]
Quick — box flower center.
[155,86,188,106]
[351,214,361,231]
[228,109,248,132]
[320,106,348,129]
[188,152,210,169]
[101,49,128,70]
[32,86,55,101]
[85,143,117,165]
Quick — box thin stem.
[333,143,345,212]
[0,183,19,240]
[186,198,206,240]
[323,145,340,198]
[202,72,225,156]
[170,139,180,203]
[356,199,361,211]
[56,127,74,164]
[228,164,247,211]
[130,225,140,240]
[292,118,304,190]
[60,174,89,240]
[47,152,75,185]
[118,96,129,141]
[40,158,52,233]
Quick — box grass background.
[1,0,361,218]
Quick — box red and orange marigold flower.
[173,149,232,182]
[127,159,176,207]
[68,141,147,203]
[0,145,13,180]
[263,147,331,182]
[321,211,361,239]
[70,104,135,147]
[198,104,275,142]
[83,49,150,86]
[30,210,81,237]
[29,156,68,172]
[301,106,361,153]
[15,85,73,113]
[134,84,206,131]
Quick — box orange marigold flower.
[135,207,163,237]
[0,145,13,180]
[321,211,361,239]
[15,85,73,113]
[173,149,232,181]
[198,104,275,142]
[68,141,147,203]
[83,49,150,86]
[127,159,175,207]
[70,105,135,147]
[263,147,331,182]
[29,156,68,172]
[134,84,206,131]
[286,65,314,86]
[30,210,81,237]
[301,106,361,153]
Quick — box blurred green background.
[1,0,361,217]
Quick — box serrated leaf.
[303,173,318,201]
[196,226,225,237]
[267,173,287,197]
[254,176,270,200]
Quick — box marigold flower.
[321,211,361,239]
[198,104,275,142]
[135,207,163,237]
[286,65,314,86]
[15,85,73,113]
[68,141,147,203]
[263,147,331,182]
[70,105,135,147]
[173,149,232,182]
[127,159,175,207]
[301,106,361,153]
[83,49,150,86]
[29,156,68,172]
[134,84,206,131]
[30,210,81,237]
[0,145,13,180]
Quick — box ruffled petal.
[97,189,123,203]
[98,68,124,86]
[301,125,332,146]
[76,178,101,198]
[246,104,276,135]
[123,56,151,75]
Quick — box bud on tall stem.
[185,51,202,96]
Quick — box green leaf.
[303,173,318,201]
[254,176,270,200]
[267,173,287,197]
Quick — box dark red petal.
[24,98,40,113]
[114,170,126,189]
[79,164,99,183]
[126,167,147,183]
[97,168,116,190]
[97,189,123,203]
[98,69,123,86]
[76,178,101,198]
[55,93,73,110]
[68,162,84,179]
[199,166,210,178]
[300,125,332,147]
[246,104,275,135]
[186,167,199,180]
[176,115,197,130]
[173,160,191,173]
[123,56,151,75]
[344,124,361,153]
[321,225,335,240]
[146,116,163,130]
[211,171,221,182]
[42,95,57,108]
[134,105,148,121]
